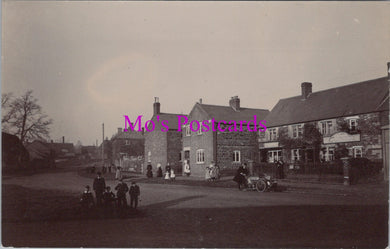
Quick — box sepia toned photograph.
[1,1,389,248]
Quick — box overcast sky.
[2,1,390,145]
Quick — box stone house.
[259,71,389,169]
[182,96,269,177]
[144,98,186,173]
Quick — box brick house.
[111,127,144,170]
[182,96,269,177]
[144,98,185,173]
[259,72,389,170]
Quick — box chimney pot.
[153,97,161,115]
[229,96,240,111]
[199,98,202,104]
[118,127,122,134]
[301,82,312,99]
[62,136,65,144]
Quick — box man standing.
[93,172,106,207]
[276,159,285,179]
[129,182,140,209]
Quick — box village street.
[2,170,388,247]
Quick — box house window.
[185,125,191,136]
[319,120,333,135]
[268,150,282,163]
[349,119,357,131]
[197,124,202,135]
[291,149,301,161]
[233,150,241,163]
[184,150,190,159]
[322,147,335,161]
[196,149,205,163]
[353,146,363,158]
[258,131,266,139]
[269,128,278,141]
[292,124,303,138]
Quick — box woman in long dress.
[183,160,191,177]
[115,166,122,180]
[205,165,211,181]
[156,163,163,177]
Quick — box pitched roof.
[48,142,75,153]
[112,130,144,140]
[196,103,269,122]
[266,77,389,127]
[25,140,51,160]
[152,112,187,130]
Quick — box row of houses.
[2,134,76,170]
[141,63,389,179]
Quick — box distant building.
[144,97,186,173]
[2,132,29,170]
[25,140,55,168]
[80,145,99,160]
[183,96,270,177]
[260,67,389,170]
[47,138,75,159]
[111,127,144,171]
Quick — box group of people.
[146,162,178,180]
[80,172,141,216]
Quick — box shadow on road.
[142,195,206,210]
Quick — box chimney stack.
[199,98,202,104]
[229,96,240,111]
[118,127,122,134]
[153,97,160,115]
[301,82,312,99]
[62,136,65,144]
[387,62,390,79]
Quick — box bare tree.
[2,90,52,144]
[2,92,14,125]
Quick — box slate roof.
[151,112,187,130]
[196,103,270,121]
[266,77,389,127]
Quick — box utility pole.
[102,123,105,167]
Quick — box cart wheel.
[256,180,267,192]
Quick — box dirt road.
[2,171,388,247]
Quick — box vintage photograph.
[1,1,389,248]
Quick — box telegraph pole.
[102,123,105,167]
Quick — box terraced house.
[182,96,269,177]
[259,65,389,174]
